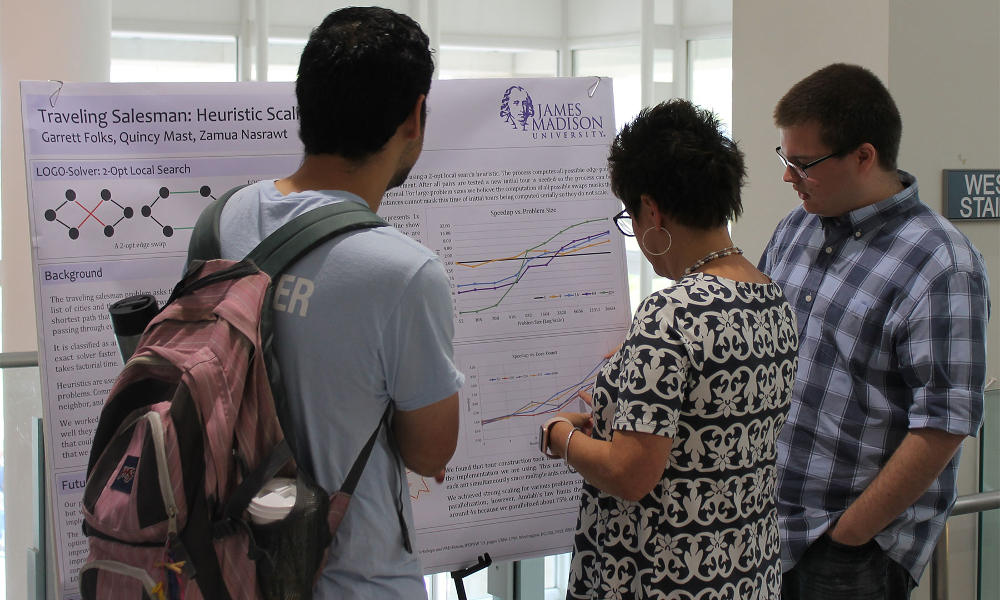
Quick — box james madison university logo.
[498,84,608,140]
[500,85,535,131]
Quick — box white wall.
[888,2,1000,596]
[682,0,731,29]
[567,0,641,38]
[731,1,890,260]
[732,1,999,598]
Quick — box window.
[438,48,558,80]
[110,32,238,83]
[544,552,571,598]
[642,37,733,294]
[267,38,308,82]
[573,47,673,133]
[573,47,640,131]
[573,47,672,310]
[688,37,732,135]
[425,571,493,600]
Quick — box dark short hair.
[296,7,433,160]
[608,100,746,229]
[774,63,901,171]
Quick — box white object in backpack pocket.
[248,477,297,525]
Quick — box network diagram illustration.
[44,185,215,239]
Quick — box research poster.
[21,77,629,597]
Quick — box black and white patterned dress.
[567,274,798,600]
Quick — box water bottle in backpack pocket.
[246,473,333,598]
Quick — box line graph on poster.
[425,201,630,342]
[459,336,613,458]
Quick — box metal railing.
[930,492,1000,600]
[0,350,38,369]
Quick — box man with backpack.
[217,7,462,598]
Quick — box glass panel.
[544,551,572,598]
[574,49,643,310]
[110,31,238,83]
[0,74,4,599]
[980,388,999,600]
[438,48,558,80]
[680,37,734,295]
[0,366,38,600]
[650,274,673,295]
[450,569,490,600]
[653,48,673,84]
[268,38,308,82]
[626,235,644,312]
[424,571,491,600]
[573,47,672,124]
[0,292,5,600]
[573,47,640,129]
[688,37,732,135]
[266,44,558,83]
[574,47,674,309]
[243,45,561,82]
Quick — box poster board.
[20,77,628,597]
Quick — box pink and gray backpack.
[79,188,400,599]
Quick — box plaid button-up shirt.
[758,171,991,582]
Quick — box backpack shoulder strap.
[187,184,250,264]
[248,199,386,460]
[218,201,392,542]
[247,200,387,278]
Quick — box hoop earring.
[641,227,672,256]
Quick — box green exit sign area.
[944,170,1000,220]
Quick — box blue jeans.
[782,534,916,600]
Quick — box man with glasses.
[759,63,990,599]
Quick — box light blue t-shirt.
[219,181,464,600]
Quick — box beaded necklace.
[683,245,743,276]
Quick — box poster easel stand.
[450,552,492,600]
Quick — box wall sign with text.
[944,169,1000,220]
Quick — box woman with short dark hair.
[538,100,799,599]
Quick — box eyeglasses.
[613,208,634,237]
[775,146,850,179]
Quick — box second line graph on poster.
[426,201,630,342]
[458,336,615,459]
